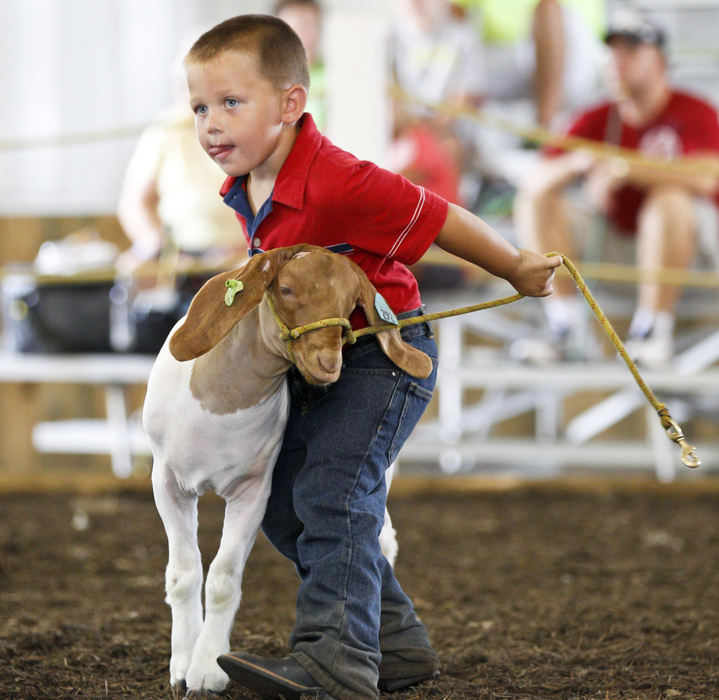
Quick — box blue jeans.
[261,313,439,700]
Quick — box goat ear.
[169,246,306,361]
[354,268,433,379]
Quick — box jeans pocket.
[387,380,434,464]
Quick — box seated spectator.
[512,9,719,367]
[274,0,328,130]
[116,41,245,274]
[388,0,486,207]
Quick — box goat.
[143,244,432,694]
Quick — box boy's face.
[186,50,288,177]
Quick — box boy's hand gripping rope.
[339,253,699,469]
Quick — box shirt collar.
[218,113,322,210]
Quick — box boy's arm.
[434,203,562,297]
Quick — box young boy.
[184,14,560,700]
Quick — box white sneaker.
[623,333,673,370]
[509,324,604,365]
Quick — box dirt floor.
[1,477,719,700]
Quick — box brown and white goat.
[143,244,431,694]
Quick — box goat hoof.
[183,691,226,699]
[171,680,187,698]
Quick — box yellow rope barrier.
[419,247,719,289]
[0,258,229,286]
[0,118,197,151]
[5,253,719,291]
[0,125,148,151]
[565,261,719,289]
[391,85,719,178]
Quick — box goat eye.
[279,286,293,296]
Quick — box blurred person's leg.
[626,186,699,367]
[532,0,565,129]
[534,0,605,129]
[636,185,696,314]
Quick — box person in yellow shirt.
[455,0,605,129]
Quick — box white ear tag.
[374,293,398,325]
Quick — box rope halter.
[264,293,357,363]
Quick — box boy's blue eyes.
[192,99,240,115]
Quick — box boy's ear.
[169,245,308,361]
[353,267,433,379]
[283,84,307,123]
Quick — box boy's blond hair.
[186,14,310,90]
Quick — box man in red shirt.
[514,9,719,367]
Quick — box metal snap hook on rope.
[663,416,701,468]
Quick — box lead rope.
[345,252,700,469]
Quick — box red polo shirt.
[219,114,449,326]
[546,90,719,234]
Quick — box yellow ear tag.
[224,279,244,306]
